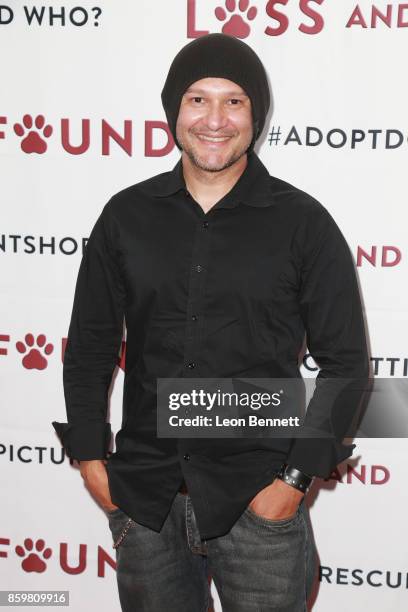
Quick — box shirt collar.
[151,151,274,209]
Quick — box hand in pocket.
[249,477,303,521]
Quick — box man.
[53,34,369,611]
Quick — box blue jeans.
[106,492,317,612]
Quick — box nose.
[204,101,229,132]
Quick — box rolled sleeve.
[51,421,112,460]
[52,198,125,461]
[287,202,370,478]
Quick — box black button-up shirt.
[52,151,369,540]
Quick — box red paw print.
[16,333,54,370]
[15,538,52,573]
[215,0,257,39]
[13,114,53,154]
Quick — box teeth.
[197,135,230,142]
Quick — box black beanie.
[161,33,270,153]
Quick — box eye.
[191,96,204,104]
[229,99,242,105]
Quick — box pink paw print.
[13,114,53,154]
[16,333,54,370]
[15,538,52,573]
[215,0,257,39]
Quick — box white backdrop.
[1,1,407,610]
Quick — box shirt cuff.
[286,437,356,479]
[52,421,112,461]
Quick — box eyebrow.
[185,88,249,97]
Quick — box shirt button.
[202,221,209,229]
[187,362,196,369]
[195,265,203,272]
[184,453,190,461]
[191,314,198,321]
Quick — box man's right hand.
[79,459,119,513]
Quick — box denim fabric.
[106,492,317,612]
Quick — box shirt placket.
[177,195,216,521]
[182,205,212,381]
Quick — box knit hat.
[161,33,270,153]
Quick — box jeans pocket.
[244,502,302,528]
[105,506,123,517]
[107,509,135,549]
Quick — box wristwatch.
[277,464,314,493]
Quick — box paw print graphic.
[215,0,257,39]
[13,114,53,154]
[16,333,54,370]
[15,538,52,573]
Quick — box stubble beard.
[178,130,253,173]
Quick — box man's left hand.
[248,477,304,521]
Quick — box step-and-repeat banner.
[1,1,407,610]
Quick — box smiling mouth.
[195,134,232,143]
